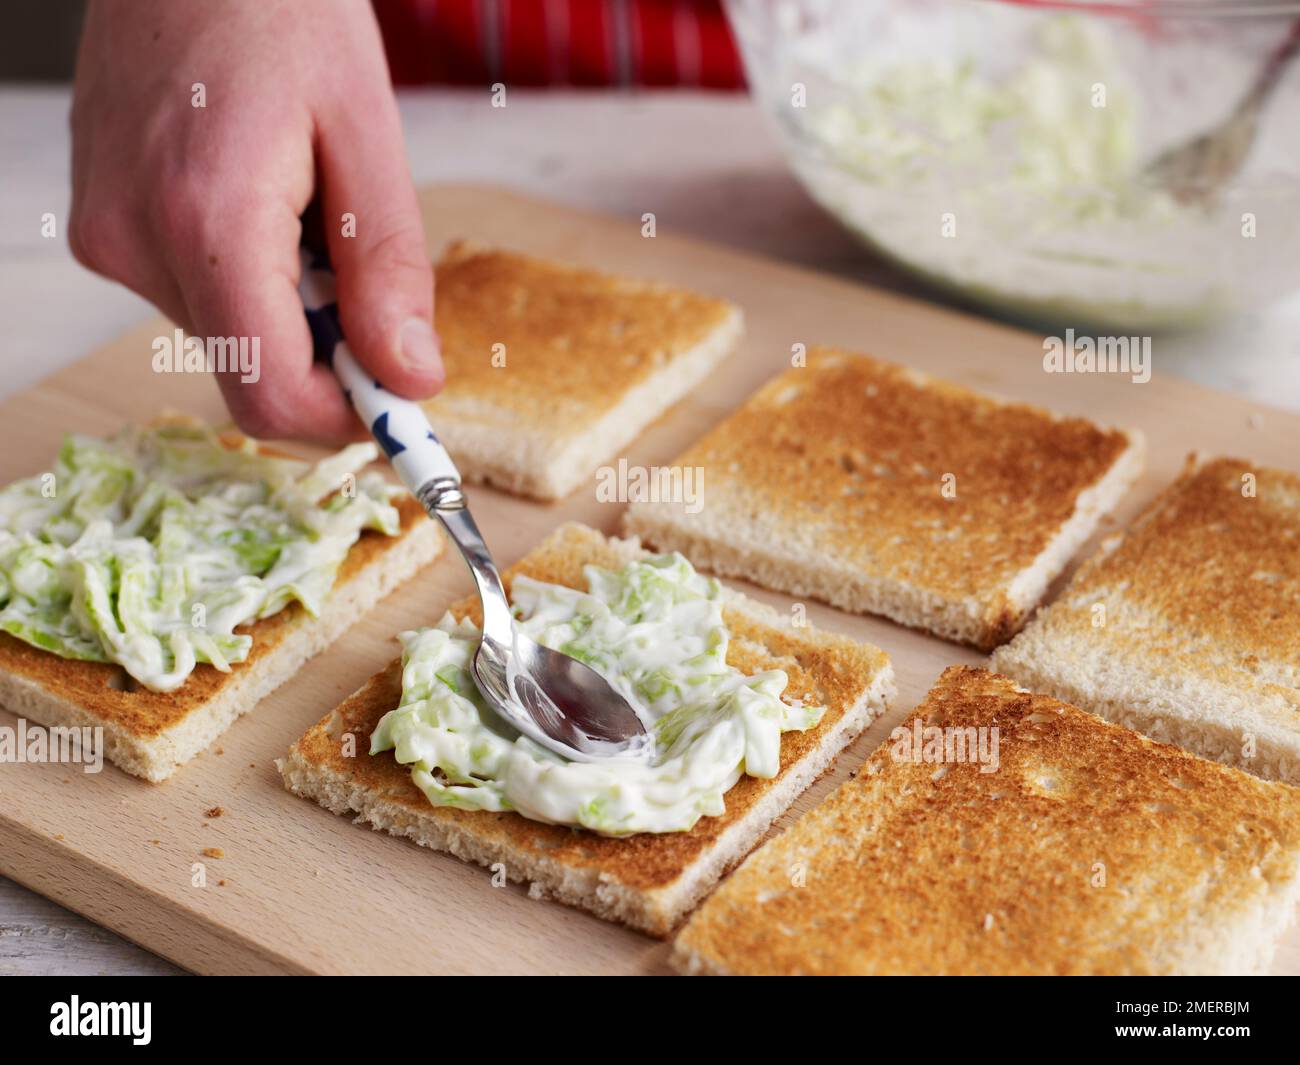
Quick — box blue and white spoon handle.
[298,247,464,511]
[298,247,519,661]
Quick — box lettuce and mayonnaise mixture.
[809,17,1154,225]
[0,422,401,691]
[371,554,824,836]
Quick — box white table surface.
[2,85,1298,976]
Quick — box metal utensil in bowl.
[1145,16,1300,206]
[297,247,650,763]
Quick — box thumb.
[316,105,442,400]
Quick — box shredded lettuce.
[0,421,401,691]
[808,17,1156,225]
[370,554,824,836]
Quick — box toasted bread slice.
[0,496,443,783]
[673,666,1300,976]
[624,349,1143,651]
[279,522,894,937]
[992,456,1300,784]
[425,242,743,500]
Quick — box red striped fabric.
[567,0,615,85]
[372,0,744,88]
[431,0,486,83]
[694,0,741,89]
[501,0,552,85]
[631,0,677,87]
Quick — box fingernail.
[399,316,441,373]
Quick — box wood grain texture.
[0,878,183,976]
[0,184,1297,974]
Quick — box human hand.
[69,0,442,440]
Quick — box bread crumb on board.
[201,847,224,859]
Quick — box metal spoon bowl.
[475,633,652,759]
[426,492,651,763]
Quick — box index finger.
[175,218,361,442]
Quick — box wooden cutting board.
[1,184,1297,975]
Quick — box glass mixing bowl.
[725,0,1300,331]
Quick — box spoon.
[1144,17,1300,207]
[297,247,651,763]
